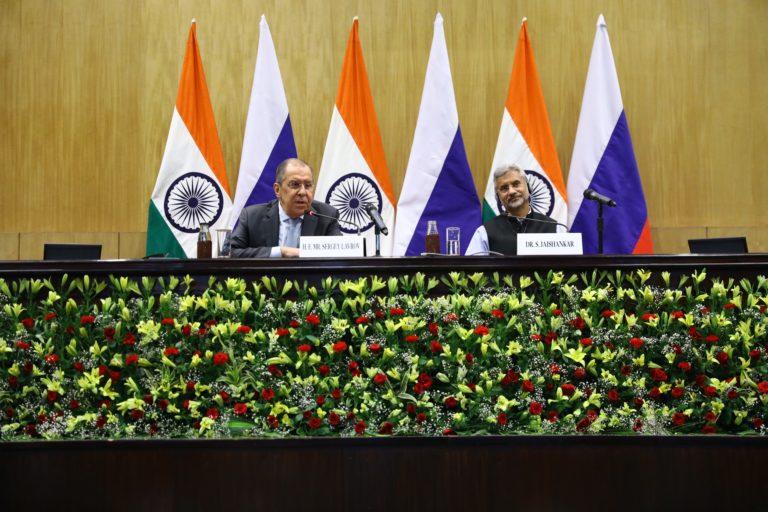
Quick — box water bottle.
[197,223,212,259]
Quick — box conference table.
[1,254,766,511]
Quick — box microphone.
[505,213,570,232]
[307,209,361,234]
[363,203,389,235]
[465,250,505,257]
[583,188,617,207]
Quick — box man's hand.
[280,247,300,258]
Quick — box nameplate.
[517,233,583,255]
[299,236,365,258]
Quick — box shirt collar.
[278,202,304,223]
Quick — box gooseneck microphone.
[505,212,570,231]
[307,209,361,234]
[583,188,617,207]
[363,203,389,235]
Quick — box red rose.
[332,341,348,353]
[8,376,18,388]
[206,408,220,420]
[73,361,84,373]
[677,361,692,372]
[620,365,632,376]
[416,412,427,423]
[705,334,719,343]
[716,351,729,364]
[640,312,657,321]
[695,374,707,387]
[297,344,311,353]
[750,349,761,359]
[442,428,456,436]
[44,312,57,321]
[373,373,388,385]
[354,420,367,435]
[701,425,717,434]
[379,422,394,435]
[15,340,30,350]
[428,322,439,334]
[752,418,764,429]
[163,347,179,357]
[601,309,615,318]
[418,373,433,389]
[550,363,561,374]
[406,404,416,415]
[607,389,620,402]
[316,395,325,406]
[629,337,644,349]
[551,308,562,317]
[648,387,661,399]
[465,353,474,364]
[544,331,557,345]
[671,310,685,319]
[580,338,593,347]
[122,333,136,346]
[389,307,405,316]
[474,325,490,336]
[757,381,768,394]
[331,388,342,400]
[143,394,154,405]
[497,412,508,425]
[212,352,229,366]
[570,317,587,330]
[405,334,419,343]
[44,353,60,365]
[491,309,505,319]
[109,371,121,382]
[328,412,341,427]
[125,353,138,366]
[303,411,312,420]
[529,402,543,415]
[704,385,718,397]
[530,333,542,342]
[672,412,687,426]
[130,409,145,420]
[267,415,279,429]
[261,388,275,401]
[185,380,196,392]
[103,326,115,340]
[704,411,717,423]
[21,317,34,329]
[501,369,519,387]
[547,410,559,423]
[430,340,443,354]
[700,307,710,315]
[354,316,369,325]
[348,360,359,372]
[46,390,59,403]
[181,324,192,336]
[727,389,739,400]
[633,419,643,432]
[650,368,668,382]
[237,325,252,334]
[576,417,592,432]
[444,396,458,409]
[671,387,684,399]
[522,380,534,393]
[308,417,323,430]
[374,309,385,319]
[275,328,290,337]
[724,302,737,310]
[306,314,320,326]
[672,344,682,355]
[561,383,575,397]
[318,365,330,376]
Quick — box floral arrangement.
[0,269,766,440]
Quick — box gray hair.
[275,158,312,184]
[492,164,527,187]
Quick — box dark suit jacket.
[230,199,342,258]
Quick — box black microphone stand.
[597,202,604,254]
[374,225,381,256]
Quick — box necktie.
[284,217,301,248]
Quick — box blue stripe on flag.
[404,128,481,256]
[243,116,298,209]
[570,112,648,254]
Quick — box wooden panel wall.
[1,0,766,257]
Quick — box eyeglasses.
[283,180,314,191]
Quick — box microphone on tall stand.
[583,188,617,207]
[362,203,388,235]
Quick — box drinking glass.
[216,228,232,258]
[446,227,461,255]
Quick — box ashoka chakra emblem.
[495,169,556,217]
[164,172,224,233]
[325,173,383,234]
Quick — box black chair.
[688,237,748,254]
[43,243,102,260]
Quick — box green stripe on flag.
[482,199,497,222]
[146,202,187,258]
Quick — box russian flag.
[231,15,297,227]
[484,18,567,225]
[567,15,653,254]
[393,13,481,256]
[316,18,396,255]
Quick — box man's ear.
[273,182,280,197]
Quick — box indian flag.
[146,21,233,258]
[315,18,395,256]
[483,18,566,224]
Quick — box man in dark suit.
[231,158,342,258]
